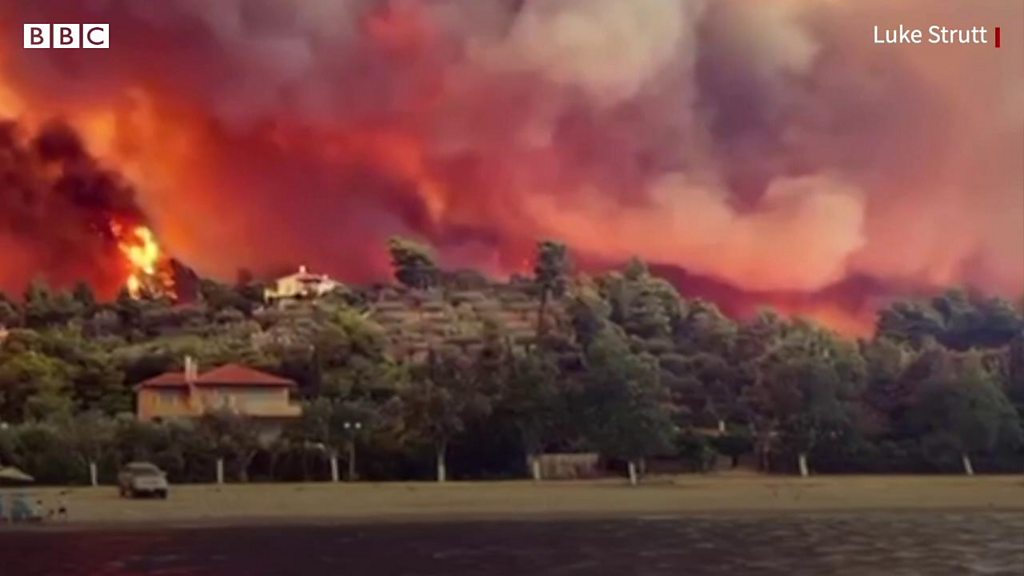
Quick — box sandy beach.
[5,475,1022,528]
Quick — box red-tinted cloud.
[0,0,1019,333]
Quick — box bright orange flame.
[123,226,160,275]
[111,222,164,297]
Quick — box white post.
[718,419,726,434]
[962,453,975,476]
[436,444,447,483]
[798,453,809,478]
[530,454,542,481]
[330,454,340,483]
[627,460,638,486]
[216,458,225,484]
[89,461,98,487]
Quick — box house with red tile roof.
[136,357,302,423]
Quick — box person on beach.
[46,492,68,522]
[55,491,68,521]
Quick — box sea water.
[1,512,1022,575]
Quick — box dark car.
[117,462,169,499]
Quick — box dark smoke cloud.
[0,0,1020,329]
[0,119,146,295]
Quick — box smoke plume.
[0,0,1021,331]
[0,119,148,295]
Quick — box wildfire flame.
[110,221,170,298]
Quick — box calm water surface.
[1,512,1022,575]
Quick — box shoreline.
[4,475,1023,530]
[12,508,1024,534]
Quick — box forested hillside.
[0,239,1021,484]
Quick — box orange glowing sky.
[0,0,1020,334]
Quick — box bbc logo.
[24,24,109,49]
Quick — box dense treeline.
[0,240,1021,484]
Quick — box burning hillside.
[0,0,1021,332]
[0,117,179,300]
[0,119,158,296]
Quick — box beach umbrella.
[0,466,34,484]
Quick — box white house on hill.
[264,266,343,304]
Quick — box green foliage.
[911,353,1022,460]
[534,241,571,336]
[568,280,610,348]
[0,292,21,327]
[0,238,1020,481]
[197,410,262,481]
[676,430,716,472]
[1007,333,1024,409]
[291,397,375,455]
[675,299,736,355]
[389,236,440,290]
[314,308,397,398]
[742,321,865,465]
[878,290,1022,351]
[0,349,73,422]
[23,280,83,329]
[500,348,563,456]
[599,262,682,343]
[579,328,675,461]
[1,422,83,484]
[110,416,210,482]
[402,348,491,451]
[862,337,911,418]
[199,279,260,316]
[711,431,754,464]
[71,282,96,311]
[534,241,570,300]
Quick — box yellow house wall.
[138,386,298,421]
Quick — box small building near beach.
[535,453,601,480]
[135,358,302,435]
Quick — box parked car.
[117,462,169,499]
